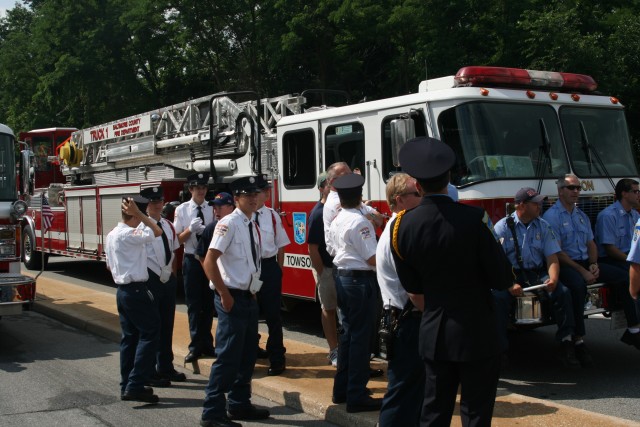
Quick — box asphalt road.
[0,310,337,427]
[21,257,640,423]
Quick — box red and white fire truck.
[18,66,638,324]
[0,123,36,317]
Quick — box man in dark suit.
[391,137,512,427]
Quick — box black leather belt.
[335,269,375,278]
[184,253,196,259]
[387,306,421,319]
[262,255,277,263]
[216,288,253,298]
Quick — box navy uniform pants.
[333,272,378,405]
[379,312,424,427]
[422,354,501,427]
[257,257,286,365]
[202,290,259,421]
[183,254,215,354]
[116,282,160,394]
[560,260,628,336]
[599,258,640,327]
[148,269,178,374]
[493,271,575,350]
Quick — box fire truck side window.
[1,134,17,200]
[282,129,316,188]
[381,113,427,181]
[438,102,569,186]
[324,123,365,178]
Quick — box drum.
[515,294,544,324]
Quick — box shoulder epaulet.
[391,210,407,260]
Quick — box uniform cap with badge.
[209,192,234,206]
[186,172,210,187]
[514,187,547,204]
[255,174,272,189]
[333,173,365,198]
[124,194,149,214]
[399,137,456,180]
[140,186,164,201]
[230,176,261,195]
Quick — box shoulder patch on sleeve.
[359,226,372,240]
[634,225,640,242]
[214,223,229,237]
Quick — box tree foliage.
[1,0,639,145]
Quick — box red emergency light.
[454,66,598,92]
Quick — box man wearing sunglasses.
[543,174,630,365]
[596,178,640,350]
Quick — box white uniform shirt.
[209,208,261,290]
[173,199,214,254]
[323,190,376,253]
[105,222,155,284]
[376,213,409,310]
[329,208,377,271]
[255,206,290,258]
[140,218,180,276]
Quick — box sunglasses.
[562,185,581,191]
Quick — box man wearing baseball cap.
[493,187,579,368]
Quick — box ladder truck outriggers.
[19,66,639,328]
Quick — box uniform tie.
[196,205,204,240]
[158,221,171,265]
[254,211,260,227]
[248,221,258,271]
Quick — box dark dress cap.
[399,137,456,180]
[186,172,210,187]
[333,173,365,198]
[140,186,164,201]
[127,194,149,214]
[514,187,547,204]
[255,174,272,189]
[230,176,261,195]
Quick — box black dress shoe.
[332,395,346,404]
[146,373,171,388]
[164,370,187,382]
[256,347,269,359]
[369,368,384,378]
[185,351,201,363]
[267,363,286,376]
[346,397,382,413]
[200,415,241,427]
[228,405,270,420]
[121,389,159,404]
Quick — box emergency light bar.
[454,66,597,92]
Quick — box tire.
[22,226,44,270]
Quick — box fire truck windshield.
[440,102,636,187]
[0,132,18,201]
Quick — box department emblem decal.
[293,212,306,245]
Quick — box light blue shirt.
[447,183,459,202]
[595,201,640,257]
[494,213,561,269]
[542,200,593,261]
[626,219,640,264]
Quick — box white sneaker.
[328,348,338,367]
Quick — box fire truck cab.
[0,123,36,317]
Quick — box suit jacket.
[392,195,511,362]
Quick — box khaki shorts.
[317,266,337,310]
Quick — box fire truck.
[18,66,638,325]
[0,123,36,317]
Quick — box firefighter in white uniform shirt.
[173,172,216,363]
[254,174,290,375]
[105,195,162,404]
[139,186,186,385]
[200,176,270,426]
[329,173,382,413]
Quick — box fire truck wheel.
[22,226,48,270]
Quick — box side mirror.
[20,149,35,196]
[390,118,415,167]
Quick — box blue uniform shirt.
[595,200,640,257]
[307,201,333,268]
[542,200,593,261]
[626,219,640,264]
[494,213,561,269]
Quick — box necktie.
[254,211,260,227]
[248,221,258,271]
[158,221,171,265]
[196,205,204,240]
